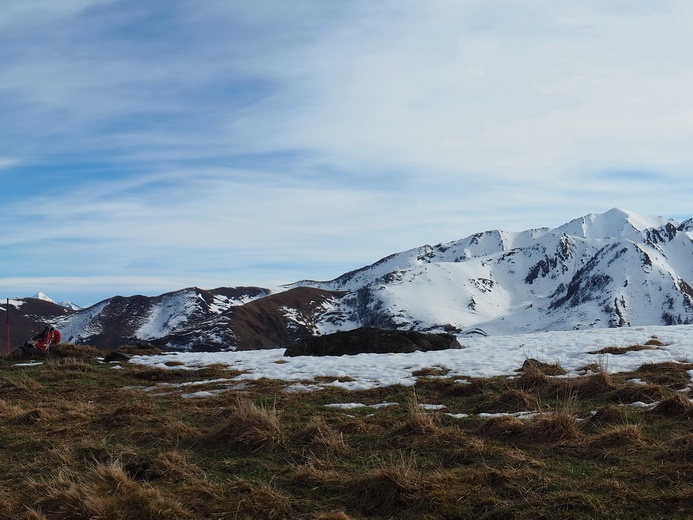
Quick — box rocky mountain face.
[3,208,692,351]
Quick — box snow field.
[128,324,693,393]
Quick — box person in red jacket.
[22,326,62,355]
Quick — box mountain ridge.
[3,208,692,351]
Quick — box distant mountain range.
[2,208,692,352]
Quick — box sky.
[2,1,693,307]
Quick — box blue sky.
[2,1,693,306]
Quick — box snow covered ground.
[127,324,693,392]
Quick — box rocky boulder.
[284,327,463,357]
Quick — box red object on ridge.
[31,327,62,351]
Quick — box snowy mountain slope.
[150,287,346,351]
[6,208,692,352]
[303,208,693,336]
[54,286,270,349]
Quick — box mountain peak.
[558,208,676,240]
[32,292,55,303]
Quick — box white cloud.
[249,2,693,180]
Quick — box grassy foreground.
[1,341,693,519]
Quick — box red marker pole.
[5,298,9,354]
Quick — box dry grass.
[519,358,567,376]
[50,343,100,359]
[478,388,538,413]
[312,512,353,520]
[589,404,629,425]
[588,343,661,355]
[3,351,693,519]
[582,424,645,450]
[348,458,421,516]
[225,478,295,520]
[208,398,283,452]
[30,461,191,520]
[412,365,451,377]
[650,393,693,417]
[395,393,444,437]
[296,416,348,452]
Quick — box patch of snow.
[3,299,25,310]
[419,404,446,410]
[629,401,657,409]
[445,413,470,419]
[478,411,540,419]
[324,402,398,410]
[627,378,647,385]
[136,291,198,339]
[182,390,228,398]
[127,324,693,393]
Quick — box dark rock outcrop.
[284,327,463,357]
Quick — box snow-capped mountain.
[298,208,693,335]
[32,292,82,311]
[3,209,692,352]
[54,286,270,350]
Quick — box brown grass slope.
[1,346,693,519]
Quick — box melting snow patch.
[477,411,540,420]
[419,404,446,410]
[324,402,398,410]
[629,401,657,409]
[285,383,323,393]
[182,390,228,399]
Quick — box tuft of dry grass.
[589,404,629,426]
[650,393,693,417]
[530,411,582,443]
[662,433,693,462]
[554,369,614,398]
[479,388,537,413]
[583,424,645,450]
[50,343,99,359]
[116,343,163,356]
[632,361,693,388]
[412,366,451,377]
[296,416,348,452]
[30,461,191,520]
[479,411,581,444]
[99,400,156,428]
[16,508,48,520]
[348,459,420,516]
[43,357,96,372]
[0,373,43,395]
[126,450,203,483]
[395,393,444,437]
[312,511,353,520]
[209,398,282,452]
[610,383,669,404]
[225,478,295,520]
[519,358,567,376]
[478,415,527,439]
[588,344,660,355]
